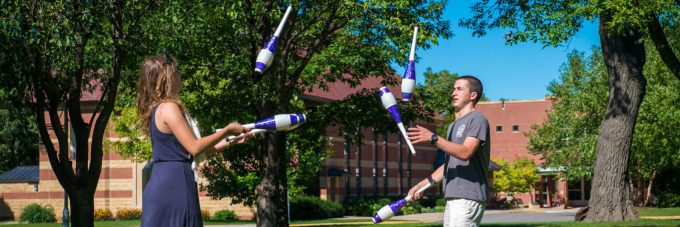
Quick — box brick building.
[306,76,442,202]
[476,99,589,208]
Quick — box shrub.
[116,208,142,220]
[656,191,680,208]
[421,205,445,213]
[290,195,344,220]
[399,201,423,215]
[370,198,392,215]
[344,197,378,216]
[212,209,238,221]
[94,208,114,221]
[201,209,210,221]
[19,204,56,223]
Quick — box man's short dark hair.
[457,76,483,104]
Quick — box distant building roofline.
[0,166,39,184]
[478,97,551,105]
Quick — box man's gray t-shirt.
[443,110,490,202]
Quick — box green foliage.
[370,198,393,215]
[212,209,238,221]
[459,0,679,46]
[527,45,680,189]
[630,40,680,182]
[344,197,379,216]
[201,209,211,221]
[655,191,680,208]
[492,158,539,194]
[110,105,152,162]
[94,208,114,221]
[115,208,142,220]
[399,201,424,215]
[19,204,56,223]
[526,48,608,181]
[344,196,433,217]
[420,204,445,213]
[415,68,488,135]
[289,195,344,220]
[0,89,39,172]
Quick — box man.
[407,76,490,226]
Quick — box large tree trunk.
[578,12,646,222]
[68,187,95,227]
[256,128,289,226]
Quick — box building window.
[496,126,502,133]
[568,178,592,201]
[512,125,519,133]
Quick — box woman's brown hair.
[135,54,185,136]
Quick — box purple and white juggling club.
[379,87,416,155]
[254,5,293,74]
[243,113,306,131]
[227,114,306,142]
[372,177,434,224]
[401,25,418,101]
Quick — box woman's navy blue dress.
[141,106,203,227]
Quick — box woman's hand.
[224,122,249,135]
[231,132,255,145]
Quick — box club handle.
[405,177,434,202]
[409,25,418,61]
[274,5,293,36]
[397,123,416,155]
[226,129,268,142]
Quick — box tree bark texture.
[256,132,289,227]
[579,12,646,221]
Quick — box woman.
[136,54,252,226]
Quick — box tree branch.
[648,15,680,81]
[125,0,157,40]
[89,0,125,186]
[290,1,345,83]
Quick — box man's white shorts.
[443,198,485,227]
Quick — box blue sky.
[392,0,601,101]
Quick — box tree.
[0,1,157,226]
[628,39,680,207]
[416,67,488,135]
[527,49,608,182]
[0,89,39,172]
[106,1,449,226]
[527,47,680,208]
[492,158,539,199]
[461,0,680,221]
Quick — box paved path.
[483,209,577,223]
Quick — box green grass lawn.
[331,220,680,227]
[2,207,679,227]
[2,220,680,227]
[639,207,680,217]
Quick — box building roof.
[489,160,502,171]
[302,73,403,102]
[0,166,39,183]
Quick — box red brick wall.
[476,99,552,164]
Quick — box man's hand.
[407,125,434,144]
[407,182,427,201]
